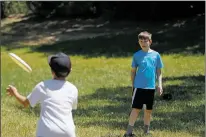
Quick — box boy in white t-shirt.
[6,52,78,137]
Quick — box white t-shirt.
[27,79,78,137]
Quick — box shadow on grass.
[1,15,137,49]
[30,15,205,58]
[153,104,205,135]
[28,32,139,58]
[74,75,204,135]
[2,15,205,58]
[19,75,204,136]
[162,75,205,101]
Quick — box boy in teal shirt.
[124,31,164,137]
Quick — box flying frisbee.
[9,53,32,73]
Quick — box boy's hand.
[157,86,163,96]
[6,85,18,96]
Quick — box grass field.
[1,15,205,137]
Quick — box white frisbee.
[9,53,32,73]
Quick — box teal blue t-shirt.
[131,50,164,89]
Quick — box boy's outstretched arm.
[6,85,30,108]
[156,69,163,96]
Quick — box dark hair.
[51,68,70,78]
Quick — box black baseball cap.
[48,52,71,77]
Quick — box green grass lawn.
[1,47,204,137]
[1,15,205,137]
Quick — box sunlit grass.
[1,45,204,137]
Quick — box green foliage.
[2,1,29,16]
[1,1,205,20]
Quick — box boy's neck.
[142,48,152,53]
[53,77,66,81]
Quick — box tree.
[1,2,6,18]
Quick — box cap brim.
[48,53,69,64]
[48,55,57,64]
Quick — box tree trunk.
[1,2,6,18]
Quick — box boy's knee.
[145,109,152,115]
[132,108,141,113]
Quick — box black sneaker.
[123,133,136,137]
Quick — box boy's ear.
[51,70,56,76]
[149,39,152,44]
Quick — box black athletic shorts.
[132,88,155,110]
